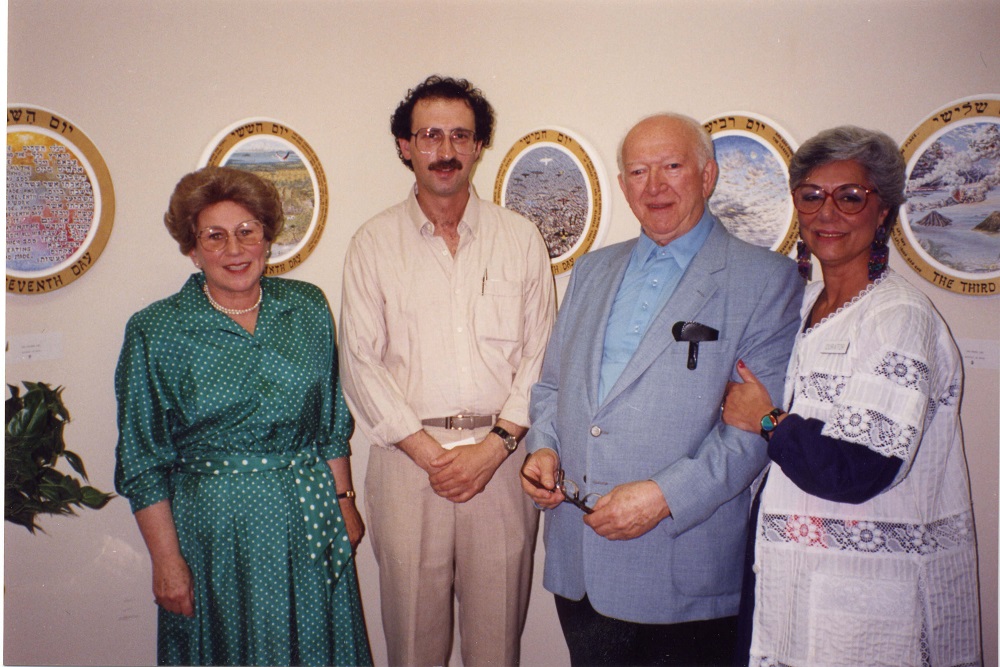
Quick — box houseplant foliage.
[5,381,114,532]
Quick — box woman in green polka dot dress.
[114,167,372,666]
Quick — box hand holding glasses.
[521,467,601,514]
[411,127,478,155]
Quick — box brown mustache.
[429,159,462,171]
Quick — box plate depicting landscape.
[703,113,797,256]
[201,118,328,275]
[494,128,608,275]
[895,97,1000,295]
[902,120,1000,275]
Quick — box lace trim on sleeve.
[825,404,916,458]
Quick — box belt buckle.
[446,414,473,430]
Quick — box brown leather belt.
[421,414,497,430]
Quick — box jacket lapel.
[581,241,635,412]
[598,224,730,410]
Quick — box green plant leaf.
[80,486,115,509]
[63,450,89,480]
[5,381,113,532]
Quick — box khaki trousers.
[365,427,538,666]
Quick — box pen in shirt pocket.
[482,267,488,295]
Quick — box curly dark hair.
[163,166,284,255]
[390,75,495,170]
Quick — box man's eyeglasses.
[411,127,478,155]
[792,183,879,215]
[522,467,601,514]
[196,220,265,252]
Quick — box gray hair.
[617,112,715,173]
[789,126,906,228]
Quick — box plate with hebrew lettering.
[894,96,1000,297]
[493,127,609,275]
[6,105,115,294]
[703,112,798,256]
[200,118,327,276]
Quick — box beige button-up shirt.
[339,187,556,449]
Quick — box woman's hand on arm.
[134,500,195,618]
[722,360,784,435]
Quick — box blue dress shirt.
[598,213,715,404]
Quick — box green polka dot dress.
[115,273,372,667]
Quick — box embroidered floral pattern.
[849,520,886,551]
[826,405,915,458]
[785,514,826,547]
[796,372,849,404]
[939,382,960,407]
[761,511,975,555]
[875,351,929,391]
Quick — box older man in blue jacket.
[522,113,803,666]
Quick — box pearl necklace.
[202,282,262,316]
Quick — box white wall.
[5,1,998,665]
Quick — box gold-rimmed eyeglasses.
[411,127,478,155]
[196,220,265,252]
[792,183,880,215]
[522,467,602,514]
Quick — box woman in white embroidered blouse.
[721,126,981,667]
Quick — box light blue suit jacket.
[525,221,803,624]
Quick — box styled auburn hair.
[163,166,284,255]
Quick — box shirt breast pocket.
[474,279,524,344]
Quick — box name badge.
[821,340,850,355]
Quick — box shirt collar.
[635,210,715,270]
[406,184,479,239]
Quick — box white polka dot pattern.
[114,274,371,666]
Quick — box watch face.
[761,416,778,431]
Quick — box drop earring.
[868,225,889,281]
[796,239,812,281]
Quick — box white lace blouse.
[751,270,981,667]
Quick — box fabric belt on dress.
[176,449,350,568]
[421,414,497,430]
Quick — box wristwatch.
[490,425,518,453]
[759,408,786,441]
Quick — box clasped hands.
[519,448,670,541]
[403,429,506,503]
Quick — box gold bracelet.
[336,489,356,500]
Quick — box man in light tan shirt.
[339,75,555,666]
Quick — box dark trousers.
[555,594,738,667]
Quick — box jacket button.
[590,425,602,437]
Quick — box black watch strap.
[759,408,786,441]
[490,425,518,453]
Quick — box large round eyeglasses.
[196,220,265,252]
[411,127,478,155]
[792,183,879,215]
